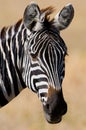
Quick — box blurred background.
[0,0,86,130]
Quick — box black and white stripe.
[0,20,27,106]
[21,28,67,104]
[0,21,67,107]
[0,3,74,107]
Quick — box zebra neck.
[0,20,27,107]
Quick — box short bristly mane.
[41,6,55,21]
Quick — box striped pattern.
[0,20,27,106]
[0,5,68,107]
[22,28,67,104]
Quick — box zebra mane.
[41,6,54,21]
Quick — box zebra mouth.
[47,117,62,124]
[45,114,62,124]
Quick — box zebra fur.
[0,3,74,122]
[0,20,28,106]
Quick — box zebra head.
[23,3,74,123]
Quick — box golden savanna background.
[0,0,86,130]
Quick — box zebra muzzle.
[43,87,67,124]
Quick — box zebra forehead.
[28,28,68,57]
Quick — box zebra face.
[23,3,74,123]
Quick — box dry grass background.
[0,0,86,130]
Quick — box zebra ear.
[23,3,41,30]
[53,3,74,31]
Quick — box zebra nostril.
[45,103,52,113]
[46,103,50,110]
[45,103,52,114]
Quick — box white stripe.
[31,74,47,79]
[0,39,15,98]
[0,73,11,101]
[6,27,10,51]
[22,28,26,45]
[10,26,15,65]
[36,81,48,87]
[39,88,48,94]
[30,66,43,71]
[30,74,47,91]
[31,60,40,64]
[16,22,23,67]
[26,28,31,36]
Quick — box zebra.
[0,3,74,123]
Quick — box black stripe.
[23,29,27,42]
[0,29,20,96]
[0,87,8,107]
[18,31,23,60]
[14,19,22,33]
[37,85,48,90]
[31,79,38,92]
[0,27,7,41]
[45,45,52,74]
[7,27,12,48]
[0,27,7,53]
[16,65,26,88]
[12,35,17,65]
[30,69,44,76]
[40,92,47,97]
[0,49,12,96]
[8,55,19,96]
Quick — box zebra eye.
[28,47,37,58]
[30,52,38,59]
